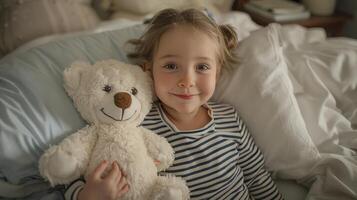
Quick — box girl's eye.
[196,64,210,71]
[103,85,112,93]
[163,63,177,70]
[131,87,138,95]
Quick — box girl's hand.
[78,160,129,200]
[154,160,161,166]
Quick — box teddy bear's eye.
[103,85,112,93]
[131,87,138,95]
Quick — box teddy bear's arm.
[140,127,175,171]
[39,125,97,186]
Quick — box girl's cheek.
[154,71,172,83]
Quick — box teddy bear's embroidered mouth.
[100,108,137,121]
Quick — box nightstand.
[232,1,353,37]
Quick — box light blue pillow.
[0,24,145,199]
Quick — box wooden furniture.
[232,0,353,37]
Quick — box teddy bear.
[39,59,189,200]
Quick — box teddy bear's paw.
[39,146,81,185]
[155,153,175,171]
[151,176,190,200]
[157,187,184,200]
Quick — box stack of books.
[244,0,311,22]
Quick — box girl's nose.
[177,82,193,88]
[177,72,194,88]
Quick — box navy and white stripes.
[141,102,283,200]
[64,179,85,200]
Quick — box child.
[65,8,284,200]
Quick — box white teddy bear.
[39,59,189,200]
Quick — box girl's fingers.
[92,160,109,179]
[116,184,129,198]
[116,168,129,198]
[154,160,161,166]
[106,161,121,181]
[116,174,127,190]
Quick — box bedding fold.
[279,24,357,200]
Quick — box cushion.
[108,0,235,20]
[0,0,100,56]
[213,24,320,179]
[108,0,209,20]
[0,24,145,199]
[111,0,204,15]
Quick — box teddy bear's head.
[63,59,152,126]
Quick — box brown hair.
[127,8,239,71]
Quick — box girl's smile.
[171,93,197,100]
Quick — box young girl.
[65,8,284,200]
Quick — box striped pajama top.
[64,101,283,200]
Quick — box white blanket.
[283,26,357,199]
[214,23,357,199]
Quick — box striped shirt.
[64,101,283,200]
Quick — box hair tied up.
[219,25,238,50]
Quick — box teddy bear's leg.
[149,176,190,200]
[39,145,82,186]
[39,126,97,186]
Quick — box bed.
[1,0,357,199]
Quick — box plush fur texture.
[39,59,189,200]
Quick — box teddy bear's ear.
[63,61,91,97]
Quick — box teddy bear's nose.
[114,92,131,109]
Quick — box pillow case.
[0,0,100,56]
[0,24,145,199]
[213,24,320,179]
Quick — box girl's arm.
[236,116,284,200]
[64,179,85,200]
[64,161,129,200]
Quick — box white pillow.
[213,24,320,179]
[0,0,100,56]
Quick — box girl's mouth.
[173,94,194,100]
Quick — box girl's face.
[150,25,219,115]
